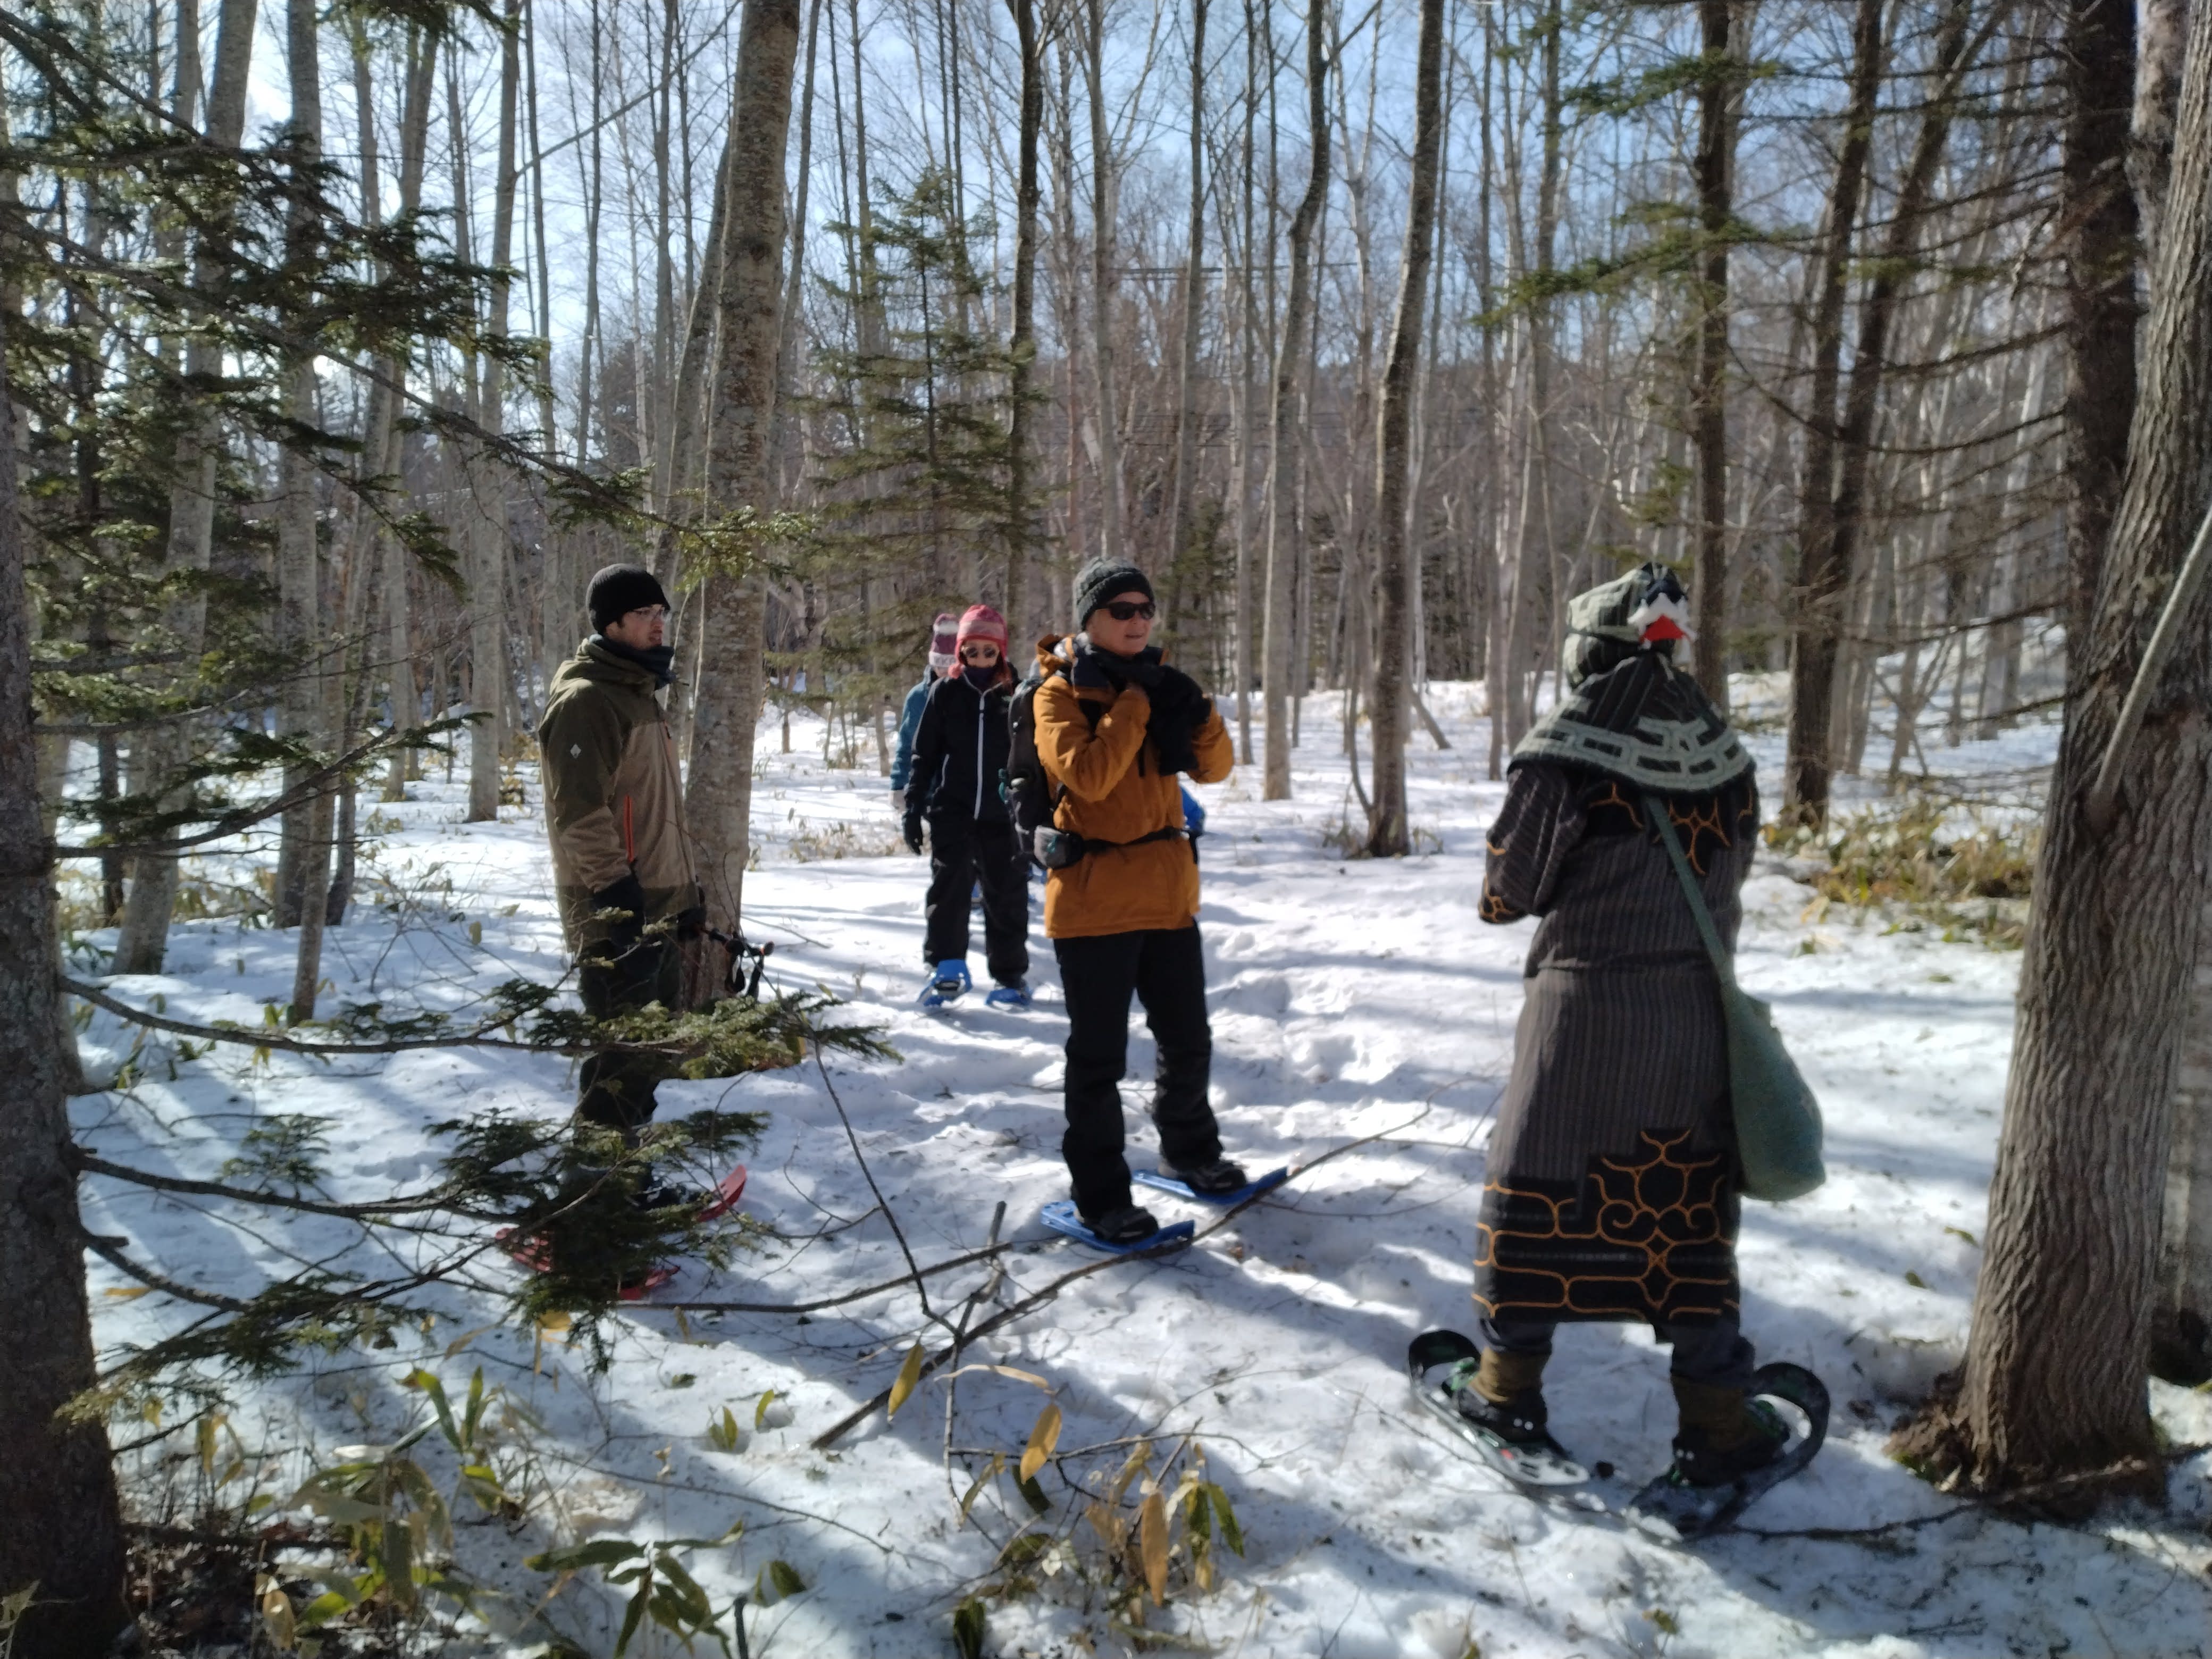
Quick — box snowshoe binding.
[1407,1330,1590,1487]
[1134,1162,1289,1206]
[1040,1200,1194,1255]
[984,980,1033,1009]
[1626,1362,1829,1541]
[919,959,972,1007]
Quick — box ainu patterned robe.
[1474,763,1759,1328]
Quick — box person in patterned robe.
[1459,563,1788,1486]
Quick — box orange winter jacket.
[1032,634,1234,939]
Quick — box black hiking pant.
[576,934,682,1135]
[1054,924,1222,1219]
[1479,1310,1755,1393]
[924,813,1030,986]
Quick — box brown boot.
[1444,1348,1551,1445]
[1670,1377,1787,1487]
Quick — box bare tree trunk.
[1163,0,1209,612]
[464,8,521,826]
[1779,0,1900,825]
[1898,1,2212,1498]
[1082,0,1124,560]
[1363,0,1443,856]
[1003,0,1044,631]
[115,0,257,973]
[685,0,802,935]
[381,28,437,803]
[0,309,129,1659]
[276,0,332,1012]
[1233,0,1260,763]
[1690,0,1745,707]
[1262,0,1329,800]
[653,132,734,585]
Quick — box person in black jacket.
[904,604,1032,1007]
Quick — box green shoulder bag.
[1644,794,1826,1202]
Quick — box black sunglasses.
[1102,600,1155,622]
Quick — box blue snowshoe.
[919,959,972,1007]
[985,981,1033,1009]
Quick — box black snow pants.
[924,813,1030,986]
[1053,924,1222,1219]
[575,935,682,1135]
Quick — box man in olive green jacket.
[539,564,702,1143]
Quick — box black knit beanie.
[1072,558,1154,626]
[587,564,670,632]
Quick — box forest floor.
[69,679,2212,1659]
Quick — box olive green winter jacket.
[538,639,701,953]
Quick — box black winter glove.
[589,872,649,952]
[1151,665,1203,713]
[903,810,925,854]
[673,903,708,941]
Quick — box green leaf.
[525,1538,647,1574]
[952,1596,987,1659]
[1203,1483,1245,1556]
[613,1570,652,1658]
[753,1387,779,1428]
[886,1345,925,1419]
[767,1560,806,1598]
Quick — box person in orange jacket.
[1032,558,1245,1244]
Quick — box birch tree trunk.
[1363,0,1443,856]
[685,0,802,935]
[0,312,130,1659]
[1262,0,1329,800]
[381,28,437,803]
[1233,0,1260,762]
[1898,1,2212,1497]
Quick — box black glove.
[1116,651,1166,691]
[589,873,649,952]
[1151,665,1203,713]
[673,903,707,941]
[903,809,925,854]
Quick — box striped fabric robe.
[1473,761,1759,1328]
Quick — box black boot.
[1082,1203,1162,1244]
[1169,1158,1248,1195]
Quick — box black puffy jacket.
[908,667,1015,824]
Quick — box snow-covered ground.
[68,682,2212,1658]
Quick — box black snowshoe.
[1407,1330,1590,1487]
[1625,1362,1829,1540]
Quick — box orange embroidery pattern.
[1474,1129,1737,1324]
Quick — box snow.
[68,683,2212,1658]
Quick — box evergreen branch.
[73,1151,479,1221]
[80,1231,257,1313]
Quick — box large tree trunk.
[115,0,258,972]
[381,28,438,804]
[1689,0,1744,708]
[1261,0,1329,801]
[0,312,129,1659]
[1003,0,1044,633]
[685,0,802,935]
[1897,1,2212,1497]
[2063,0,2143,654]
[1362,0,1443,856]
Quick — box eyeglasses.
[1102,601,1155,622]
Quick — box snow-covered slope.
[70,685,2212,1657]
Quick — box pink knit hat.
[956,604,1009,656]
[927,612,960,673]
